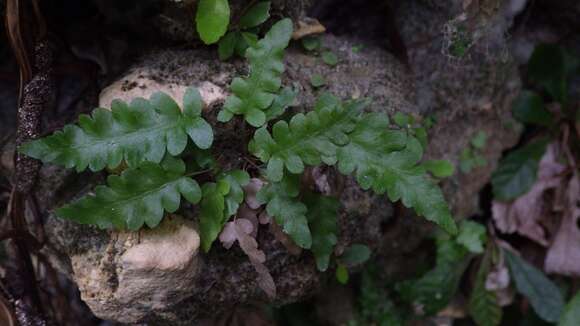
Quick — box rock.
[37,31,519,324]
[69,215,201,323]
[393,0,522,218]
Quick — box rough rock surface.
[37,29,520,324]
[393,0,522,218]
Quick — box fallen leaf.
[258,211,271,225]
[252,260,276,299]
[545,174,580,277]
[291,17,326,40]
[244,178,264,209]
[219,218,263,262]
[492,143,566,245]
[238,203,259,237]
[219,218,276,297]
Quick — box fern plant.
[20,19,457,282]
[217,18,295,127]
[20,89,212,172]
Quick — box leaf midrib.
[67,117,187,153]
[270,110,357,158]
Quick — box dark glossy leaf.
[512,91,553,127]
[196,0,230,44]
[218,31,238,60]
[239,1,271,29]
[504,250,564,323]
[492,138,548,201]
[20,88,213,172]
[56,157,201,230]
[527,44,577,103]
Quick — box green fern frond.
[199,170,250,252]
[256,173,312,249]
[304,193,339,271]
[249,94,369,182]
[20,87,213,172]
[336,114,457,234]
[217,18,294,127]
[250,94,457,234]
[56,157,202,230]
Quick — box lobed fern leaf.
[256,174,312,249]
[56,157,202,230]
[249,94,368,182]
[199,170,250,252]
[217,19,294,127]
[304,193,339,271]
[250,94,457,234]
[20,87,213,172]
[336,114,457,234]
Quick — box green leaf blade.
[337,116,457,234]
[491,138,548,201]
[199,170,250,252]
[19,88,214,172]
[196,0,230,44]
[512,91,553,127]
[219,19,294,126]
[559,291,580,326]
[250,96,368,181]
[239,1,271,29]
[56,158,201,230]
[257,174,312,249]
[469,254,502,326]
[304,193,339,271]
[504,249,565,323]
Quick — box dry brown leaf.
[244,178,264,209]
[545,174,580,276]
[492,143,566,246]
[252,261,277,299]
[258,211,271,225]
[219,218,276,297]
[291,18,326,40]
